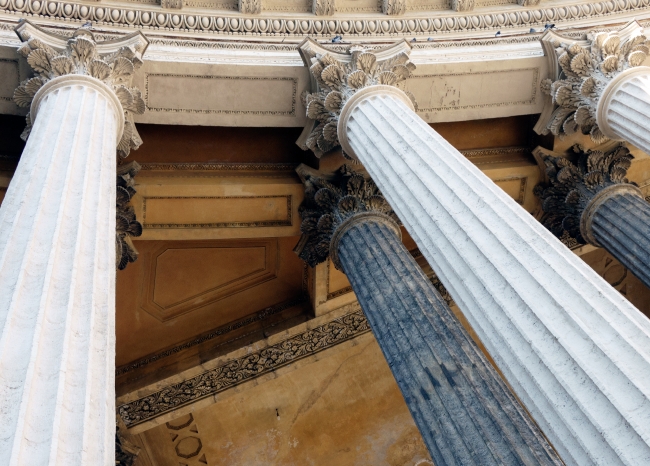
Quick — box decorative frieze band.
[0,0,647,38]
[117,307,370,427]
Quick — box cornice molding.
[1,0,649,39]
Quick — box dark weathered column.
[535,144,650,288]
[295,164,562,466]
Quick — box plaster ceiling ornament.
[116,161,143,270]
[313,0,335,16]
[0,0,648,38]
[451,0,475,12]
[534,143,634,244]
[293,164,399,268]
[518,0,541,6]
[535,21,649,144]
[297,39,416,158]
[12,21,147,158]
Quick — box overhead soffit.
[140,239,279,321]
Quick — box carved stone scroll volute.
[296,39,417,158]
[535,21,650,144]
[13,21,147,159]
[293,164,399,268]
[534,143,636,245]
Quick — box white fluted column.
[0,21,147,465]
[0,76,120,465]
[338,85,650,466]
[597,67,650,153]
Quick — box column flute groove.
[0,22,147,465]
[294,161,563,465]
[341,90,650,465]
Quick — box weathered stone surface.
[338,85,650,465]
[0,25,147,465]
[534,143,650,289]
[135,331,435,466]
[295,164,562,465]
[337,219,562,465]
[589,191,650,288]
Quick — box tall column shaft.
[597,68,650,153]
[340,87,650,465]
[337,219,561,465]
[0,77,119,465]
[587,189,650,288]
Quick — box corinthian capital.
[13,21,148,158]
[535,21,649,144]
[534,143,639,245]
[297,39,417,157]
[293,164,399,268]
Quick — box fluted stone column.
[297,39,650,465]
[535,144,650,288]
[295,165,562,466]
[0,22,147,465]
[535,20,650,155]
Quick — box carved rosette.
[536,21,650,143]
[534,144,634,244]
[13,24,147,158]
[293,164,398,268]
[451,0,475,11]
[298,39,416,158]
[116,161,143,270]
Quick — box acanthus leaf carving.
[116,161,143,270]
[518,0,541,6]
[534,143,634,245]
[293,164,398,267]
[299,40,416,158]
[13,22,147,159]
[537,21,649,144]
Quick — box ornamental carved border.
[117,307,370,427]
[0,0,648,38]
